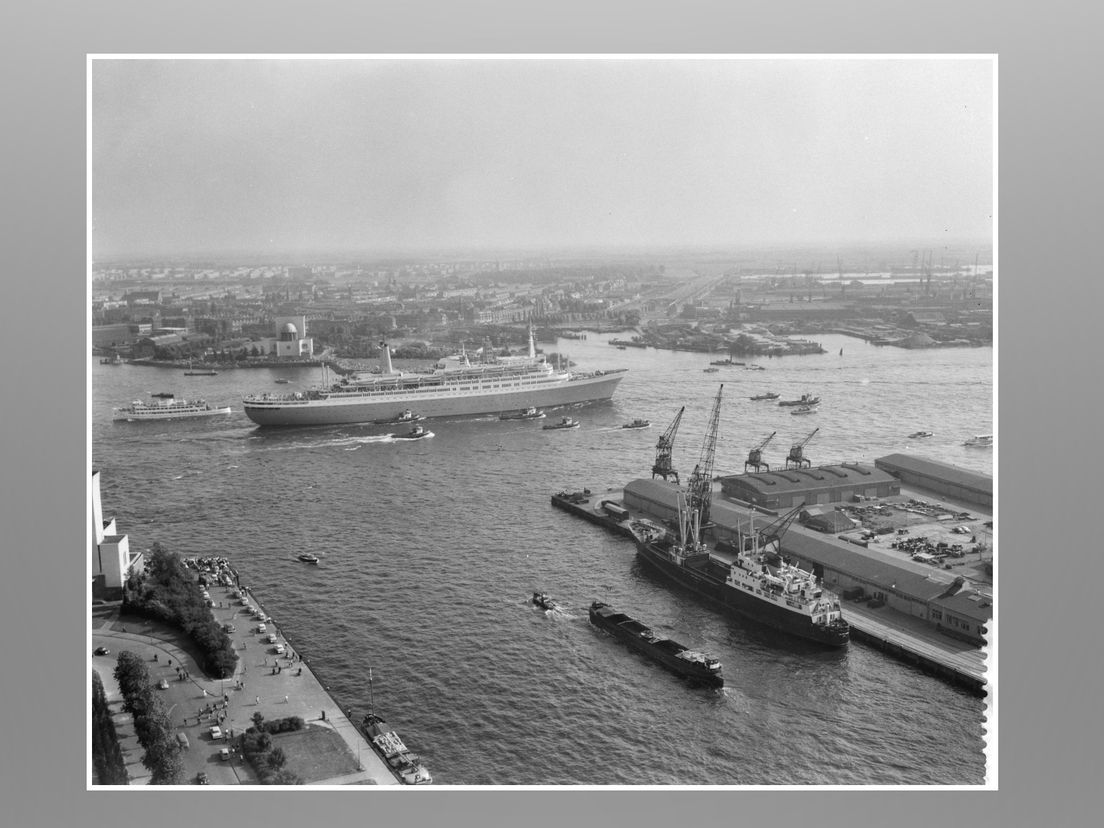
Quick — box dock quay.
[92,569,404,786]
[550,486,987,696]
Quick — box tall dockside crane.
[745,431,777,473]
[686,385,725,543]
[652,406,685,483]
[785,428,819,470]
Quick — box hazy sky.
[91,57,993,259]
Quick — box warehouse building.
[717,463,900,510]
[874,454,992,509]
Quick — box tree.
[266,747,287,770]
[252,712,265,731]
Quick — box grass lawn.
[273,725,362,783]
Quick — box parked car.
[209,726,223,740]
[219,747,231,761]
[158,678,170,690]
[93,647,110,656]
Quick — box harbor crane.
[733,502,807,556]
[652,406,685,483]
[744,431,777,473]
[785,428,819,470]
[687,385,724,542]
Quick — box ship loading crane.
[785,428,819,470]
[745,431,776,473]
[686,385,725,545]
[652,406,685,483]
[732,502,807,558]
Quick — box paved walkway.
[92,584,399,786]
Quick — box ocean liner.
[242,330,626,427]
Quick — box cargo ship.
[633,503,850,647]
[588,602,723,687]
[242,329,626,427]
[112,398,231,421]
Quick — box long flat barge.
[551,488,985,695]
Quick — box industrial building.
[874,454,992,509]
[718,463,900,510]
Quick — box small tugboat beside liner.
[373,409,425,425]
[543,417,581,431]
[391,425,433,441]
[499,407,546,420]
[588,602,723,688]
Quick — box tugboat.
[621,419,651,429]
[749,392,780,401]
[790,404,819,415]
[499,406,546,420]
[531,592,558,611]
[391,425,433,441]
[373,409,425,425]
[964,434,993,447]
[542,416,580,431]
[588,602,723,688]
[778,393,820,407]
[297,553,319,564]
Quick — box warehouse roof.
[719,464,896,497]
[875,454,992,494]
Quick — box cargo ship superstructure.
[242,329,626,427]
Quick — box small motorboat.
[392,425,433,440]
[750,392,780,401]
[531,592,558,611]
[543,417,580,431]
[703,367,720,373]
[150,392,176,399]
[297,553,319,564]
[499,406,546,420]
[908,431,934,439]
[790,405,819,415]
[374,409,425,425]
[275,379,290,384]
[746,364,766,371]
[964,434,993,447]
[621,419,651,429]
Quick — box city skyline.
[91,57,994,259]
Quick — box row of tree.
[124,544,238,678]
[91,672,128,785]
[113,651,183,784]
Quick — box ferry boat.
[392,425,433,441]
[588,602,723,687]
[112,398,232,422]
[750,392,780,401]
[499,406,546,420]
[543,416,581,431]
[778,394,820,407]
[360,713,432,785]
[633,503,850,647]
[242,329,626,427]
[964,434,993,447]
[621,419,650,429]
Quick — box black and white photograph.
[88,55,994,788]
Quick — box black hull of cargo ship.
[635,541,849,648]
[589,603,723,687]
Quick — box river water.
[91,332,992,785]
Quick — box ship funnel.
[380,341,395,374]
[528,325,536,359]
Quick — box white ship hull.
[113,405,232,422]
[243,370,626,427]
